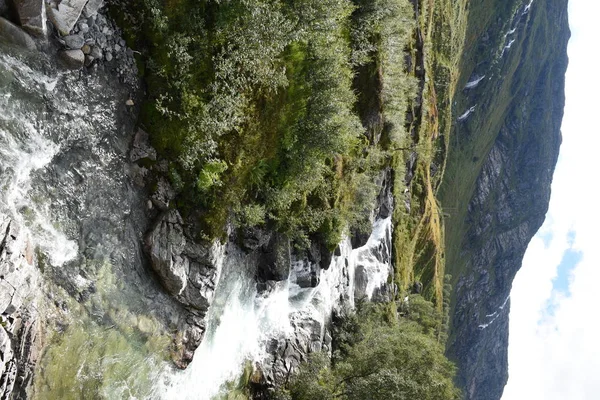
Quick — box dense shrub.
[287,302,461,400]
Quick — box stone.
[105,51,112,61]
[96,33,106,47]
[173,315,205,369]
[47,0,88,35]
[12,0,46,36]
[114,43,120,52]
[145,210,189,296]
[78,21,89,33]
[125,98,134,106]
[0,16,36,50]
[84,54,93,66]
[82,0,103,18]
[89,45,102,59]
[58,49,84,69]
[81,43,90,54]
[63,34,84,49]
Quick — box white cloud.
[503,1,600,399]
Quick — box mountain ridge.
[440,0,570,398]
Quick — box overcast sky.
[502,0,600,399]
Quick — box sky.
[502,0,600,399]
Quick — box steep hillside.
[439,0,570,399]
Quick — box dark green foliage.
[287,303,461,400]
[118,0,416,245]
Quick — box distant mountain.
[439,0,570,398]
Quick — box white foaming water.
[156,217,392,399]
[0,53,78,266]
[351,217,393,300]
[157,245,295,400]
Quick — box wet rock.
[0,16,36,50]
[105,50,112,61]
[47,0,88,35]
[81,43,90,54]
[145,210,189,296]
[180,241,221,311]
[173,314,206,369]
[0,215,40,399]
[12,0,46,36]
[84,54,93,66]
[63,33,84,49]
[58,49,84,69]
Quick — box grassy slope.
[439,0,554,293]
[392,0,467,312]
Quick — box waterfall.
[0,43,394,399]
[156,217,393,399]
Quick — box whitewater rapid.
[157,217,393,399]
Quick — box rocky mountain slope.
[439,0,570,399]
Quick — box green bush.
[287,303,461,400]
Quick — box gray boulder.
[47,0,87,35]
[145,210,189,296]
[12,0,46,36]
[0,16,36,50]
[63,33,84,49]
[58,49,84,69]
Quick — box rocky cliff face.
[0,215,41,399]
[441,0,570,399]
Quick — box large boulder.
[0,16,35,50]
[58,49,84,69]
[46,0,87,35]
[12,0,46,36]
[145,210,189,296]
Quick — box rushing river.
[0,43,393,399]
